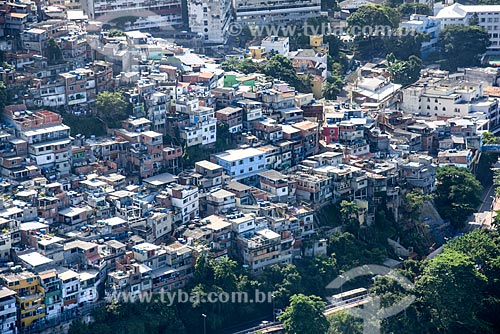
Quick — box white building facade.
[80,0,183,31]
[401,14,441,57]
[188,0,233,44]
[436,3,500,53]
[235,0,321,25]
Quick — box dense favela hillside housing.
[0,0,500,332]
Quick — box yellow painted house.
[248,46,267,59]
[311,75,326,99]
[310,35,329,53]
[0,270,45,329]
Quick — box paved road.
[466,183,495,231]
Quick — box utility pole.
[202,313,207,334]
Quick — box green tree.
[264,54,297,81]
[469,12,480,25]
[494,168,500,197]
[260,264,303,308]
[340,200,358,219]
[340,200,359,232]
[439,25,490,71]
[384,33,428,59]
[323,76,344,100]
[61,113,106,136]
[238,25,255,47]
[193,254,214,284]
[238,58,263,74]
[222,58,263,74]
[278,294,329,334]
[415,250,487,333]
[47,38,63,65]
[95,91,130,129]
[324,35,346,60]
[295,255,338,297]
[370,274,423,334]
[215,122,232,152]
[403,189,432,227]
[398,3,432,16]
[68,320,89,334]
[70,302,186,334]
[108,29,126,37]
[212,256,238,290]
[482,131,500,144]
[347,5,400,31]
[264,54,310,92]
[328,231,386,269]
[434,165,483,229]
[387,53,422,86]
[328,311,362,334]
[0,81,11,113]
[221,57,239,72]
[445,229,500,266]
[347,5,401,58]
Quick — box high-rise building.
[81,0,183,31]
[188,0,233,44]
[234,0,321,26]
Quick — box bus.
[330,287,368,305]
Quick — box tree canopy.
[328,312,362,334]
[434,165,483,229]
[47,38,63,65]
[387,53,422,86]
[323,76,344,101]
[278,294,329,334]
[221,58,263,74]
[264,54,311,93]
[0,81,11,114]
[482,131,500,145]
[384,33,428,60]
[404,188,433,231]
[95,91,131,129]
[439,25,490,71]
[398,2,432,16]
[415,250,487,333]
[347,5,401,58]
[347,5,400,32]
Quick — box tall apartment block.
[187,0,233,44]
[234,0,321,26]
[81,0,183,31]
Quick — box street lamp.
[202,314,207,334]
[271,293,276,323]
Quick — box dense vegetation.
[95,91,132,129]
[62,113,107,137]
[438,25,490,71]
[67,158,489,334]
[69,226,500,334]
[434,165,483,229]
[222,54,313,93]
